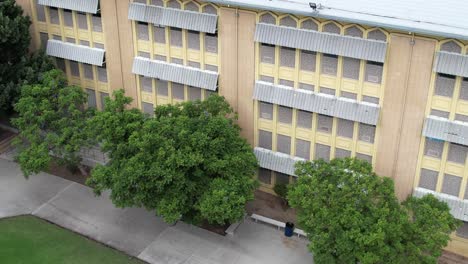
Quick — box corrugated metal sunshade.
[253,81,380,125]
[46,40,105,66]
[132,57,219,91]
[128,3,218,34]
[254,23,387,63]
[254,147,305,177]
[434,51,468,77]
[423,116,468,146]
[413,187,468,221]
[38,0,99,14]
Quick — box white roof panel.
[207,0,468,40]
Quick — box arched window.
[441,41,462,53]
[150,0,163,6]
[345,26,363,38]
[184,2,199,12]
[260,13,276,24]
[280,16,297,28]
[367,29,387,42]
[202,4,217,15]
[301,19,318,31]
[167,0,180,9]
[323,22,340,34]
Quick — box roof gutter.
[206,0,468,41]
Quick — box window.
[455,114,468,123]
[153,25,166,44]
[52,35,61,40]
[335,148,351,159]
[69,61,80,77]
[259,102,273,120]
[138,51,150,58]
[171,83,185,100]
[344,26,363,38]
[315,144,330,161]
[456,222,468,239]
[260,13,276,24]
[92,15,102,32]
[323,23,340,34]
[419,169,438,191]
[140,76,153,92]
[434,73,456,97]
[188,61,200,68]
[424,139,444,159]
[337,119,354,139]
[142,102,154,116]
[365,61,383,84]
[55,58,66,73]
[151,0,164,6]
[342,57,360,80]
[321,54,338,76]
[86,89,97,108]
[187,30,200,50]
[205,33,218,53]
[205,64,218,72]
[362,95,379,104]
[49,7,59,25]
[36,3,46,22]
[94,42,104,49]
[279,16,296,28]
[171,58,183,65]
[441,41,462,54]
[258,130,272,150]
[460,78,468,101]
[299,83,314,91]
[317,115,333,134]
[100,92,109,109]
[157,80,168,96]
[295,139,310,160]
[358,124,376,143]
[341,91,357,100]
[83,64,94,80]
[300,51,316,72]
[39,32,48,48]
[184,2,199,11]
[280,47,296,68]
[278,106,292,124]
[97,66,107,83]
[63,10,73,27]
[260,75,274,83]
[430,109,450,118]
[320,87,335,95]
[167,0,181,9]
[276,134,291,154]
[80,40,90,46]
[356,153,372,163]
[188,86,201,101]
[367,29,387,42]
[301,19,318,31]
[297,110,312,129]
[170,27,182,47]
[279,79,294,88]
[258,168,272,184]
[275,173,290,185]
[138,22,149,40]
[77,13,88,30]
[202,4,217,15]
[447,143,468,164]
[441,174,462,197]
[260,44,275,64]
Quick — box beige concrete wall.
[375,34,435,200]
[16,0,37,51]
[101,0,124,95]
[114,0,138,107]
[219,8,256,145]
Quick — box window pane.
[320,87,335,95]
[188,61,200,68]
[94,42,104,49]
[434,74,456,97]
[258,130,272,150]
[153,25,166,43]
[258,168,272,184]
[335,148,351,159]
[187,30,200,50]
[321,54,338,76]
[277,134,291,154]
[138,51,150,58]
[86,89,97,108]
[276,173,290,185]
[100,92,109,109]
[337,119,354,138]
[171,57,183,65]
[69,61,80,77]
[260,75,274,83]
[260,13,275,24]
[278,106,292,124]
[447,143,468,164]
[36,3,46,22]
[323,23,340,34]
[299,83,314,91]
[142,102,154,116]
[300,51,316,72]
[340,91,357,100]
[157,80,168,96]
[40,32,48,48]
[279,79,294,87]
[167,0,180,9]
[138,22,149,40]
[83,64,94,80]
[184,2,199,11]
[151,0,164,6]
[356,153,372,163]
[430,109,450,118]
[362,95,379,104]
[259,102,273,120]
[295,139,310,160]
[317,115,333,134]
[441,41,462,53]
[77,13,88,30]
[205,64,218,72]
[301,19,318,31]
[279,16,296,27]
[80,40,90,46]
[49,8,59,24]
[460,78,468,101]
[345,26,363,38]
[260,44,275,64]
[419,169,438,191]
[140,76,153,92]
[205,33,218,53]
[297,110,312,128]
[188,86,201,101]
[171,83,185,100]
[280,47,295,68]
[424,139,444,159]
[343,57,360,80]
[358,123,376,143]
[55,58,66,73]
[97,67,107,82]
[441,174,462,197]
[63,10,73,27]
[92,16,102,32]
[315,144,330,161]
[170,27,182,47]
[456,222,468,239]
[202,5,217,15]
[367,30,387,42]
[365,61,383,84]
[455,114,468,123]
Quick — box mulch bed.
[0,128,14,142]
[198,221,230,236]
[246,190,297,224]
[45,160,91,186]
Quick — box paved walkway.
[0,158,312,264]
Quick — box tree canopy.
[0,0,54,113]
[12,70,94,177]
[87,91,258,225]
[288,158,460,264]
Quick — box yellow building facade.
[17,0,468,257]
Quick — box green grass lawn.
[0,216,145,264]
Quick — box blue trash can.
[284,222,294,237]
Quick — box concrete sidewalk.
[0,158,312,264]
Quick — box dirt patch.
[45,160,91,186]
[246,190,297,224]
[0,128,14,142]
[198,221,230,236]
[439,250,468,264]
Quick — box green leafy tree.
[0,1,54,113]
[288,158,460,264]
[87,90,258,225]
[12,70,94,177]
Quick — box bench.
[250,213,307,238]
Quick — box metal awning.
[254,147,305,177]
[46,40,105,66]
[38,0,99,14]
[423,116,468,146]
[433,51,468,78]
